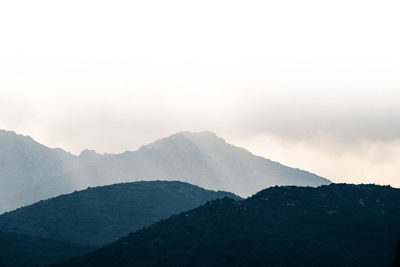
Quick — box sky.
[0,0,399,187]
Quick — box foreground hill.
[0,231,92,267]
[0,181,240,246]
[55,184,400,267]
[0,129,329,213]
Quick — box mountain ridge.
[53,183,400,267]
[0,129,330,213]
[0,180,240,246]
[65,130,330,196]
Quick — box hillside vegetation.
[0,181,240,246]
[0,231,93,267]
[54,184,400,267]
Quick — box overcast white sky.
[1,0,399,187]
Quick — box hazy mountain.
[0,231,93,267]
[54,184,400,267]
[0,181,240,246]
[78,149,103,164]
[0,130,78,213]
[0,129,330,213]
[65,131,330,196]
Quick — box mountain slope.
[65,131,330,196]
[54,184,400,267]
[0,130,79,213]
[0,181,240,246]
[0,231,93,267]
[0,129,329,213]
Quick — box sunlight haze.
[1,0,399,187]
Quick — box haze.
[1,0,399,187]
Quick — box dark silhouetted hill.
[54,184,400,267]
[0,181,240,246]
[0,231,93,267]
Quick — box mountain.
[0,231,92,267]
[0,129,330,213]
[0,130,78,213]
[0,181,240,246]
[63,131,330,196]
[54,184,400,267]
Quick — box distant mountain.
[0,231,92,267]
[0,130,78,213]
[0,129,330,213]
[0,181,240,246]
[63,131,330,196]
[54,184,400,267]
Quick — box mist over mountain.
[0,181,240,246]
[0,129,330,213]
[78,149,103,164]
[69,131,329,196]
[0,130,78,213]
[0,230,93,267]
[54,184,400,267]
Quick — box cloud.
[0,0,400,187]
[238,133,400,188]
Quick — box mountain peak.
[164,130,226,145]
[139,131,225,151]
[79,149,100,157]
[179,130,227,142]
[78,149,102,163]
[163,130,220,140]
[178,130,218,137]
[0,129,33,141]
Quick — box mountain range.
[53,184,400,267]
[0,129,330,213]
